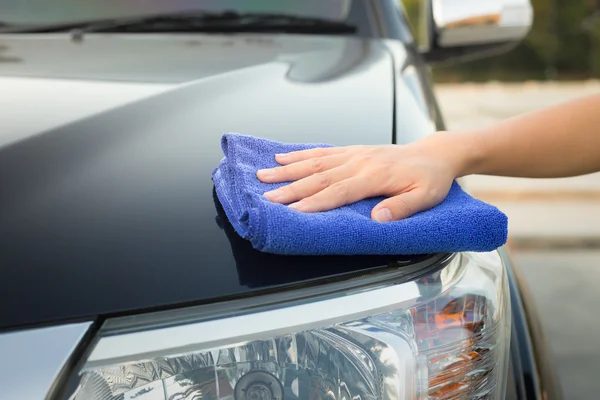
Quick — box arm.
[257,94,600,222]
[453,93,600,178]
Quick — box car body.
[0,1,562,399]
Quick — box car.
[0,1,562,399]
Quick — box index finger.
[275,146,346,165]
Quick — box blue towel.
[212,133,508,255]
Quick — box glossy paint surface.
[0,33,443,330]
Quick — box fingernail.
[374,208,393,222]
[289,201,306,211]
[264,189,283,200]
[257,169,275,178]
[275,153,289,161]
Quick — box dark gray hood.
[0,33,405,330]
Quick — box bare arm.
[257,94,600,222]
[454,93,600,178]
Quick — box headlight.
[68,252,510,400]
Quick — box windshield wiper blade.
[1,11,356,35]
[0,21,18,29]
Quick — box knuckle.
[333,182,350,203]
[311,157,324,172]
[355,153,376,168]
[354,173,377,196]
[274,166,290,178]
[282,183,298,197]
[314,172,331,189]
[427,188,440,202]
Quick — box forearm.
[452,94,600,178]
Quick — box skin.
[257,94,600,222]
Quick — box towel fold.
[212,133,508,255]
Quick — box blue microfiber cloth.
[212,133,508,255]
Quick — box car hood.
[0,33,427,330]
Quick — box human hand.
[256,133,464,222]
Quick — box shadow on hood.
[211,186,432,288]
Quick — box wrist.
[427,130,484,178]
[455,130,485,177]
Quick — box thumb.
[371,190,432,222]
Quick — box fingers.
[263,165,352,204]
[288,176,373,212]
[274,146,347,165]
[257,154,346,183]
[371,190,436,222]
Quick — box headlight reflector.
[69,252,510,400]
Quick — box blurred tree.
[582,2,600,75]
[555,0,592,72]
[400,0,421,43]
[525,0,559,78]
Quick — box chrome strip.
[1,322,92,399]
[86,254,463,368]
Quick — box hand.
[256,133,463,222]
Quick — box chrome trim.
[86,254,464,368]
[1,322,91,399]
[432,0,533,47]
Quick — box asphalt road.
[512,250,600,400]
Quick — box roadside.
[512,249,600,400]
[437,81,600,400]
[435,81,600,249]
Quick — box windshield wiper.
[1,11,356,35]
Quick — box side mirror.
[420,0,533,64]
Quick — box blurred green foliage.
[401,0,600,82]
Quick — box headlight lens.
[69,252,510,400]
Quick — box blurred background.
[405,0,600,81]
[402,0,600,398]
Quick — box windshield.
[1,0,352,26]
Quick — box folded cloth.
[212,133,508,255]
